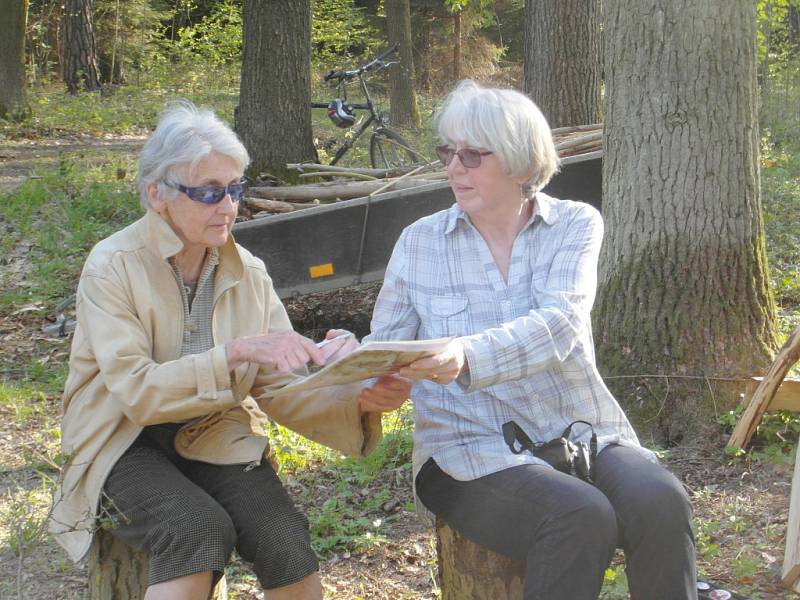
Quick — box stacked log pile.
[242,123,602,219]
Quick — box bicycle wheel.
[369,127,422,169]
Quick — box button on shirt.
[364,193,654,483]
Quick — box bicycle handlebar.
[323,44,399,83]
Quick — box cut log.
[727,325,800,450]
[286,162,402,178]
[248,178,438,203]
[245,197,320,213]
[436,518,525,599]
[88,529,227,599]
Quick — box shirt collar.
[443,191,560,236]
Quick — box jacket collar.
[140,209,244,286]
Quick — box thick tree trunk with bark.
[596,0,779,440]
[386,0,420,129]
[0,0,29,119]
[436,518,525,599]
[236,0,316,178]
[88,529,227,599]
[62,0,102,93]
[523,0,600,128]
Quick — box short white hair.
[435,80,560,193]
[137,100,250,208]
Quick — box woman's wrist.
[225,339,245,371]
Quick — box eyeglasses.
[164,179,246,204]
[435,145,493,168]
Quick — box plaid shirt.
[365,193,653,482]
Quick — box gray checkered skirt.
[102,423,318,589]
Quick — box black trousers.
[416,444,697,600]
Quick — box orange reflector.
[309,263,334,278]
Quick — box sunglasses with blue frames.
[164,179,246,204]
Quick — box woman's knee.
[150,501,237,559]
[621,466,693,535]
[546,485,618,550]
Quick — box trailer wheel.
[369,128,421,169]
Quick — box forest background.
[1,0,800,599]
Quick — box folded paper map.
[271,337,454,396]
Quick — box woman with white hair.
[364,80,697,599]
[49,101,409,600]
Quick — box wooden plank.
[727,326,800,450]
[740,377,800,412]
[783,441,800,591]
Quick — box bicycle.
[311,44,424,170]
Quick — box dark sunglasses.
[435,145,493,168]
[164,179,246,204]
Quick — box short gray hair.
[435,80,560,194]
[137,100,250,208]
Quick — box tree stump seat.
[436,517,525,600]
[88,529,228,599]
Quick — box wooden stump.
[88,529,228,599]
[436,518,525,600]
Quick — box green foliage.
[1,484,50,555]
[599,565,629,599]
[172,0,243,68]
[312,0,383,65]
[0,156,141,309]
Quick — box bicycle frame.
[312,47,399,165]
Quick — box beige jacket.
[49,210,381,562]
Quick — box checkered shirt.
[364,193,654,483]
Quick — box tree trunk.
[236,0,316,179]
[62,0,102,93]
[596,0,779,441]
[0,0,29,119]
[88,529,228,599]
[436,518,525,599]
[453,11,461,81]
[386,0,420,129]
[523,0,600,128]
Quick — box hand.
[358,374,411,414]
[318,329,359,363]
[399,339,466,385]
[226,331,325,374]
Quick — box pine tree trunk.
[523,0,600,128]
[436,518,525,599]
[88,529,228,599]
[236,0,316,179]
[62,0,102,93]
[0,0,29,119]
[386,0,420,129]
[596,0,779,440]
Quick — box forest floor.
[0,135,797,599]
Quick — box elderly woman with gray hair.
[364,80,697,599]
[49,101,409,600]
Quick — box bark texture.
[436,518,525,599]
[88,529,227,599]
[523,0,600,127]
[62,0,102,93]
[0,0,29,119]
[596,0,779,438]
[386,0,420,128]
[236,0,316,178]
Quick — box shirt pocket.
[425,295,469,337]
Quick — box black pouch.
[502,420,597,483]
